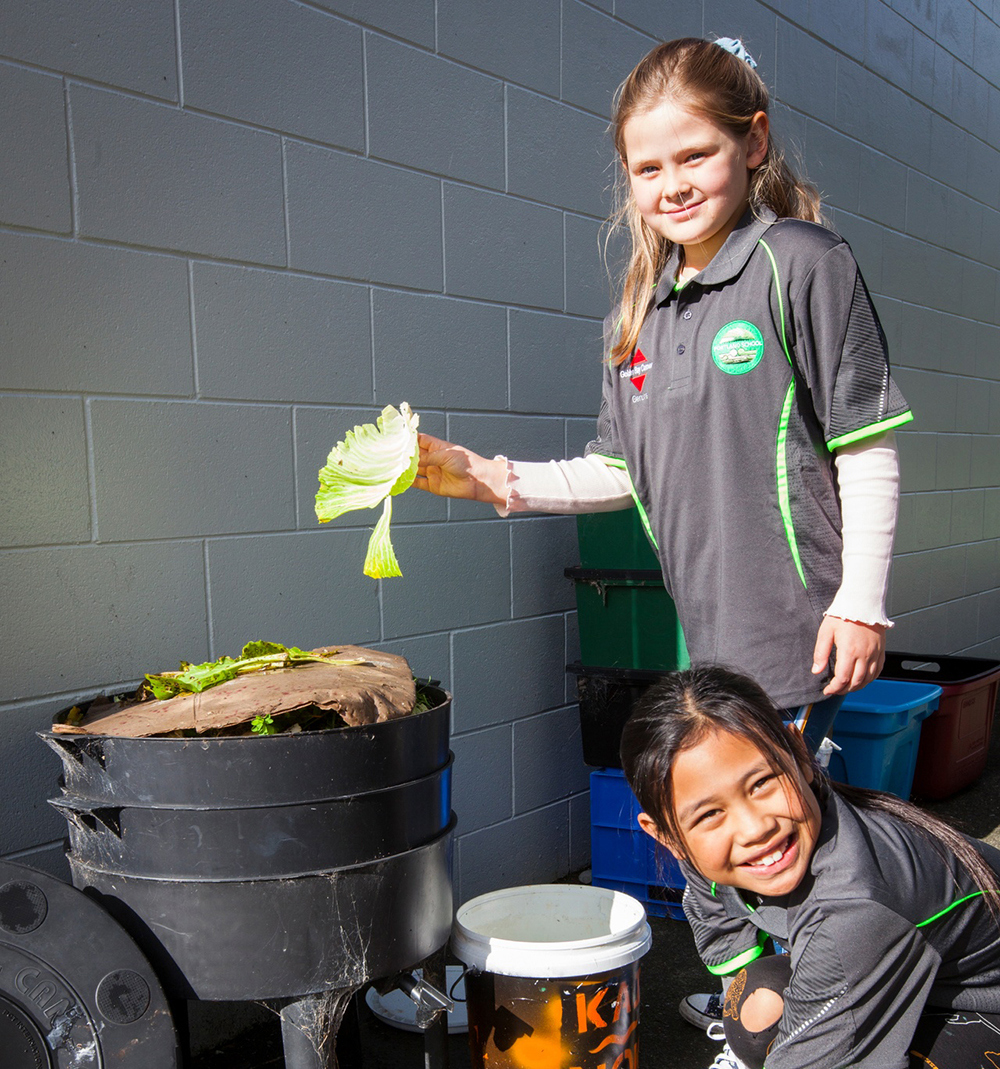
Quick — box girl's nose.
[662,173,691,203]
[734,804,778,846]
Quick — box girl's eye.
[691,807,722,827]
[685,151,706,163]
[751,774,776,794]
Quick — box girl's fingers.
[818,617,887,694]
[417,432,452,453]
[811,617,836,674]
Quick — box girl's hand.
[812,617,886,696]
[413,433,509,506]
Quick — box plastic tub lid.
[452,884,651,979]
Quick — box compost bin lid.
[0,859,178,1067]
[51,644,416,738]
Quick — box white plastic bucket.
[452,884,651,1068]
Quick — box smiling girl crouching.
[621,664,1000,1069]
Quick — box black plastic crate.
[568,662,666,768]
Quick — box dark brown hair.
[607,38,824,366]
[620,664,1000,912]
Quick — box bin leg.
[280,987,359,1069]
[170,998,192,1068]
[419,948,450,1069]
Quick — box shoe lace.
[707,1041,744,1069]
[706,1022,726,1042]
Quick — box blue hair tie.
[715,36,758,69]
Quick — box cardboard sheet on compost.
[52,646,416,738]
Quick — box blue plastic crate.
[829,679,942,798]
[590,767,643,829]
[590,769,687,920]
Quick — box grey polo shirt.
[681,789,1000,1068]
[586,210,911,707]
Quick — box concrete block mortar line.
[203,538,216,660]
[186,259,200,396]
[440,180,448,295]
[785,42,994,173]
[376,572,386,648]
[0,218,606,311]
[306,1,624,124]
[61,78,78,238]
[280,138,292,270]
[367,288,378,404]
[6,52,176,111]
[82,397,100,543]
[361,25,374,160]
[840,205,1000,282]
[508,521,516,620]
[505,307,513,409]
[558,0,564,104]
[172,0,184,106]
[509,710,519,821]
[291,406,304,528]
[503,82,509,194]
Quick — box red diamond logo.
[630,349,647,392]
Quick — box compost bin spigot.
[816,736,842,770]
[399,972,454,1014]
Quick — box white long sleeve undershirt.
[494,432,899,627]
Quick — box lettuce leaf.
[143,642,363,699]
[315,403,419,577]
[363,497,402,578]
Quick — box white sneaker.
[679,990,724,1029]
[707,1041,748,1069]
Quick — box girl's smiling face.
[622,98,768,274]
[640,727,821,897]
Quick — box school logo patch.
[711,321,764,375]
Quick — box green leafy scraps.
[143,641,364,701]
[412,678,437,715]
[315,403,419,578]
[251,713,278,735]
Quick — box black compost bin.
[41,685,455,1065]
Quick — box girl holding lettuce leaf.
[415,34,908,731]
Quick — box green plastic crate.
[576,510,660,571]
[566,566,689,671]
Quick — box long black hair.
[620,664,1000,908]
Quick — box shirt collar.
[659,207,777,300]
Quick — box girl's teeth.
[755,845,785,867]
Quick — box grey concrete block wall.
[1,1,998,900]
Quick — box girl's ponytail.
[826,779,1000,921]
[751,143,824,224]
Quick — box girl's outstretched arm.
[415,434,634,515]
[414,433,509,505]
